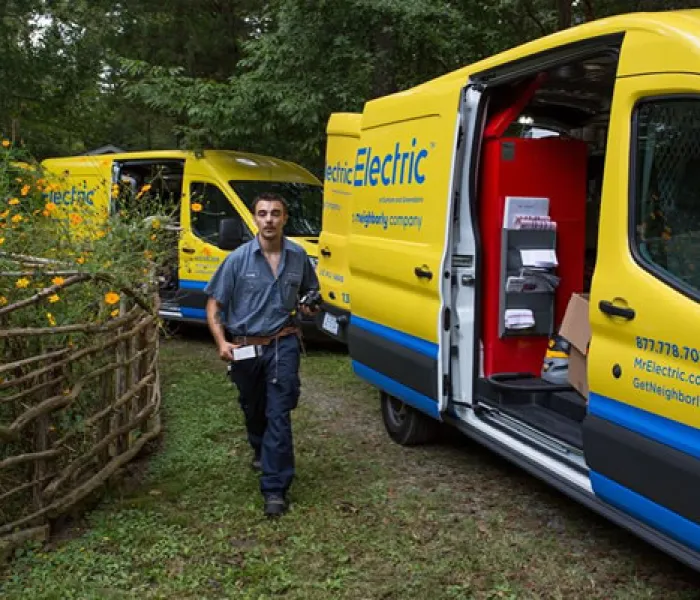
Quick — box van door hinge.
[443,374,452,397]
[442,307,451,331]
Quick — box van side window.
[633,98,700,296]
[190,182,243,245]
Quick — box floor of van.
[475,375,586,449]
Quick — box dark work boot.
[263,494,288,518]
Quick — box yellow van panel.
[319,113,361,311]
[349,95,459,344]
[590,73,700,430]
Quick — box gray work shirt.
[204,236,319,337]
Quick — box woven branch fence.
[0,261,162,558]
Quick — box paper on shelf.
[503,196,549,229]
[520,249,558,268]
[504,308,535,330]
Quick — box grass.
[1,325,700,599]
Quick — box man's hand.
[218,342,239,361]
[299,304,320,317]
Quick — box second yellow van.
[41,149,324,332]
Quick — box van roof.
[42,149,321,185]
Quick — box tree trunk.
[557,0,572,30]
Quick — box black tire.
[380,391,438,446]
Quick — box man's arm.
[206,297,235,360]
[204,255,238,361]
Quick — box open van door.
[447,83,484,410]
[346,85,480,442]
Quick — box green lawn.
[1,327,699,599]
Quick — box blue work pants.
[228,333,301,498]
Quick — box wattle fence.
[0,267,162,559]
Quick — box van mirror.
[218,218,248,251]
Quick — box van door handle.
[182,247,196,254]
[414,265,433,280]
[320,247,331,257]
[599,300,635,320]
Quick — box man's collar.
[253,234,287,254]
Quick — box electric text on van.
[41,150,323,333]
[316,10,700,571]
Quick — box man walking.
[204,192,320,517]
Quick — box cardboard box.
[558,293,590,398]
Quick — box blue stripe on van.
[589,392,700,460]
[590,471,700,552]
[351,316,439,359]
[179,279,207,291]
[352,361,440,420]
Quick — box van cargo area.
[451,50,618,454]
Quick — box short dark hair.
[251,192,288,214]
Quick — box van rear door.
[347,92,464,418]
[585,73,700,552]
[317,113,361,341]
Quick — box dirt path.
[298,342,700,598]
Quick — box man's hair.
[251,192,288,214]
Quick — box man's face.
[254,200,287,241]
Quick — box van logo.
[324,138,432,188]
[42,185,98,206]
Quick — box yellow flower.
[48,294,60,303]
[16,278,30,289]
[0,209,8,219]
[8,198,19,206]
[0,296,7,306]
[11,214,22,223]
[104,291,120,305]
[144,250,153,260]
[42,209,50,217]
[20,184,30,196]
[45,202,57,212]
[0,237,4,245]
[141,184,152,193]
[110,309,119,318]
[150,234,157,241]
[76,256,86,264]
[2,140,9,148]
[69,213,83,226]
[151,219,161,229]
[46,313,56,326]
[52,276,65,286]
[191,202,203,212]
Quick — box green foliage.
[0,140,173,339]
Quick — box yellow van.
[41,149,323,330]
[316,113,361,342]
[317,10,700,570]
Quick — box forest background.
[0,0,692,175]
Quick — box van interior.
[115,159,185,294]
[115,159,185,222]
[467,48,619,452]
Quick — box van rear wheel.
[380,391,437,446]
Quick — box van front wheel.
[380,391,437,446]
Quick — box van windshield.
[229,180,322,237]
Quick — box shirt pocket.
[282,271,303,311]
[240,272,266,301]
